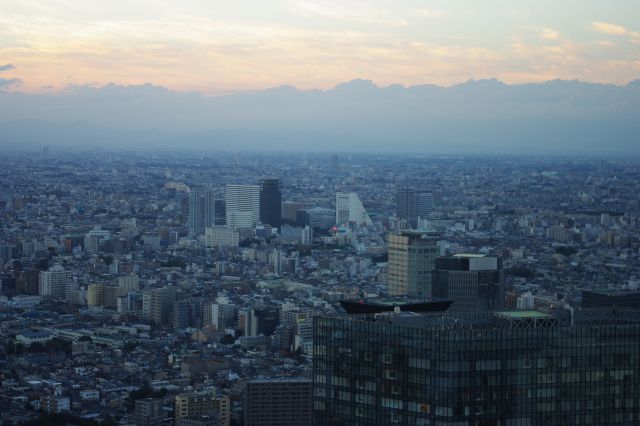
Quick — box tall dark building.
[396,189,416,220]
[214,199,226,226]
[190,189,222,235]
[396,189,433,220]
[260,179,282,228]
[244,378,312,426]
[203,189,216,228]
[433,254,505,312]
[313,309,640,425]
[415,191,433,217]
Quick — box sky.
[1,0,640,94]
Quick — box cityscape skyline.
[2,2,640,424]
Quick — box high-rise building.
[296,207,335,231]
[396,189,433,220]
[301,225,313,245]
[84,226,111,254]
[211,303,238,330]
[203,189,217,228]
[415,191,433,217]
[175,391,230,426]
[189,189,205,236]
[313,309,640,425]
[387,231,438,298]
[335,192,372,226]
[133,398,164,426]
[142,286,176,326]
[188,188,220,236]
[17,268,40,295]
[0,244,14,262]
[260,179,282,228]
[38,266,73,301]
[225,184,260,228]
[433,254,505,311]
[118,274,140,293]
[214,200,226,225]
[396,189,416,220]
[244,378,312,426]
[173,299,193,329]
[282,201,305,222]
[204,226,240,249]
[240,308,280,337]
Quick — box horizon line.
[3,76,640,97]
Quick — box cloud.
[0,77,22,90]
[1,10,639,92]
[593,40,615,47]
[0,63,15,72]
[591,21,640,47]
[292,1,407,26]
[415,9,445,19]
[591,21,627,36]
[539,28,559,40]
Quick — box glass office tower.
[313,309,640,425]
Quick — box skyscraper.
[396,188,416,220]
[260,178,282,228]
[335,192,372,226]
[313,309,640,425]
[142,286,176,326]
[225,184,260,228]
[214,199,226,225]
[188,189,205,236]
[188,188,220,236]
[244,378,312,426]
[433,254,505,311]
[396,189,433,220]
[38,266,73,301]
[203,189,217,228]
[415,191,433,217]
[387,231,438,298]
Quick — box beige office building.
[388,231,439,298]
[175,390,230,426]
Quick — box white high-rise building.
[226,184,260,228]
[38,266,73,301]
[301,225,313,245]
[335,192,372,226]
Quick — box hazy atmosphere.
[1,0,639,154]
[3,3,640,426]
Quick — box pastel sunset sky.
[1,0,639,94]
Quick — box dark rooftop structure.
[338,298,452,314]
[581,288,640,309]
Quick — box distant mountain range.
[1,78,639,155]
